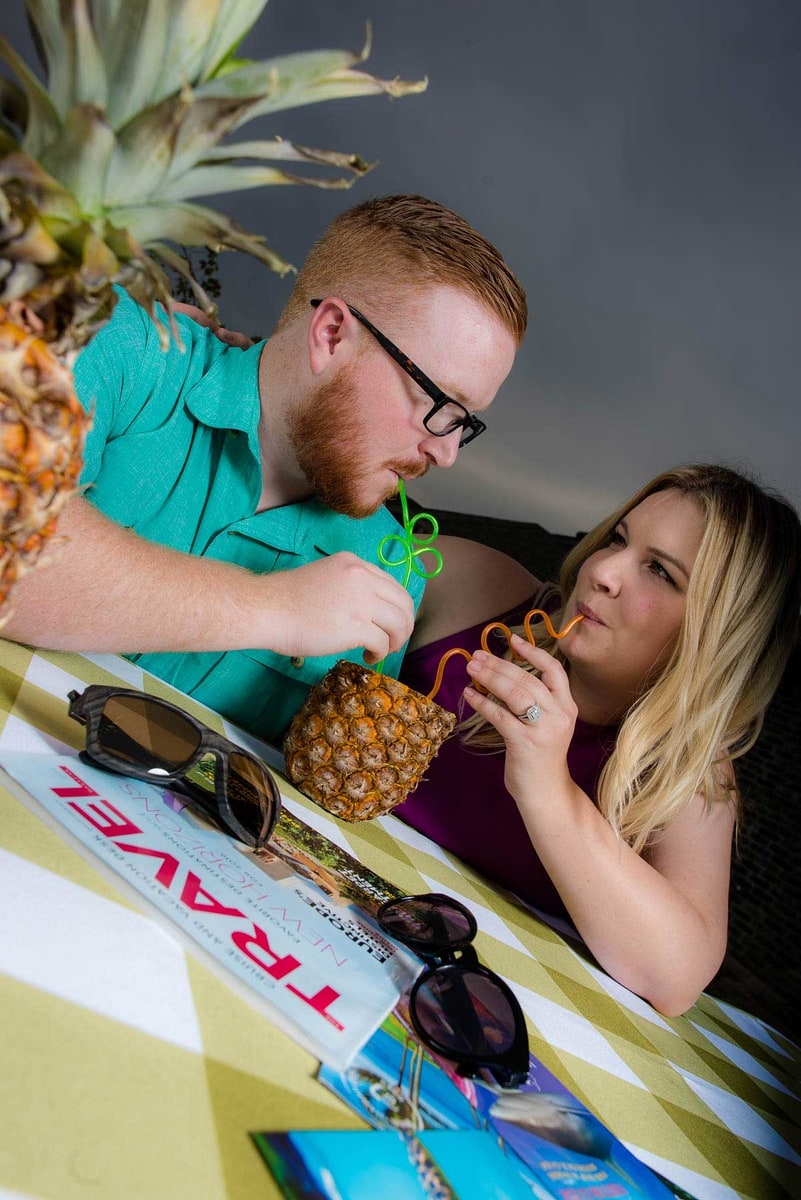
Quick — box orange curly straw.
[425,609,585,703]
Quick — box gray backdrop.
[4,0,800,534]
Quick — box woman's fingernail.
[472,650,487,662]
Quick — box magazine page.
[318,1012,686,1199]
[0,752,419,1068]
[252,1128,538,1200]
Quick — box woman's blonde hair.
[467,464,801,851]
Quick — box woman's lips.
[577,602,605,625]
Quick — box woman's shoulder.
[408,535,552,652]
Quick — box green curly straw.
[373,479,444,672]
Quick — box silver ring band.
[517,703,542,724]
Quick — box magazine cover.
[318,1011,686,1199]
[0,751,418,1067]
[252,1128,536,1200]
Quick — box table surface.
[0,639,799,1200]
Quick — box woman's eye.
[608,529,625,546]
[649,560,675,586]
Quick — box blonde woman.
[396,465,801,1015]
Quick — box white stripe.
[676,1067,801,1163]
[0,848,202,1054]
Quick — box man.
[4,196,526,742]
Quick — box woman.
[396,465,801,1016]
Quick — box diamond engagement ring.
[517,703,542,724]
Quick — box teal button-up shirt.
[74,289,425,744]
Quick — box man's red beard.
[287,363,428,518]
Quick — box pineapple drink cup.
[284,660,456,821]
[284,483,455,822]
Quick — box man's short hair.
[276,194,527,344]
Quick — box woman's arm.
[464,637,734,1015]
[410,536,540,651]
[520,779,734,1015]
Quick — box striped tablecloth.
[0,640,798,1200]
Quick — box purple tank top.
[396,592,619,917]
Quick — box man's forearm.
[2,496,267,653]
[2,496,415,663]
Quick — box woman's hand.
[169,301,254,348]
[464,633,578,799]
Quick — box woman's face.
[561,489,706,706]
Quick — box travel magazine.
[314,1011,692,1199]
[0,751,418,1067]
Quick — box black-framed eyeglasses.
[377,893,529,1088]
[68,686,281,849]
[310,299,487,447]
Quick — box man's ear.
[307,298,355,375]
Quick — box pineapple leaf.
[0,75,29,142]
[0,183,61,266]
[196,0,270,83]
[100,1,171,129]
[200,137,373,174]
[25,0,75,118]
[27,0,109,114]
[157,162,361,201]
[80,228,120,292]
[88,0,127,43]
[156,1,230,109]
[0,34,61,156]
[68,0,109,110]
[39,105,116,213]
[91,0,266,123]
[197,43,427,124]
[156,134,375,202]
[0,150,82,225]
[105,91,253,207]
[111,198,295,275]
[210,54,254,82]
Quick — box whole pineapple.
[284,660,456,821]
[0,0,425,620]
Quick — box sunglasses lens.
[99,695,201,771]
[227,752,278,845]
[379,895,475,949]
[412,967,518,1058]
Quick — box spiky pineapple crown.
[0,0,426,357]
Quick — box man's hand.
[257,552,415,664]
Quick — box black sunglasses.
[310,299,487,447]
[68,686,281,849]
[377,893,529,1088]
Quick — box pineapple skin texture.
[284,660,457,822]
[0,308,89,619]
